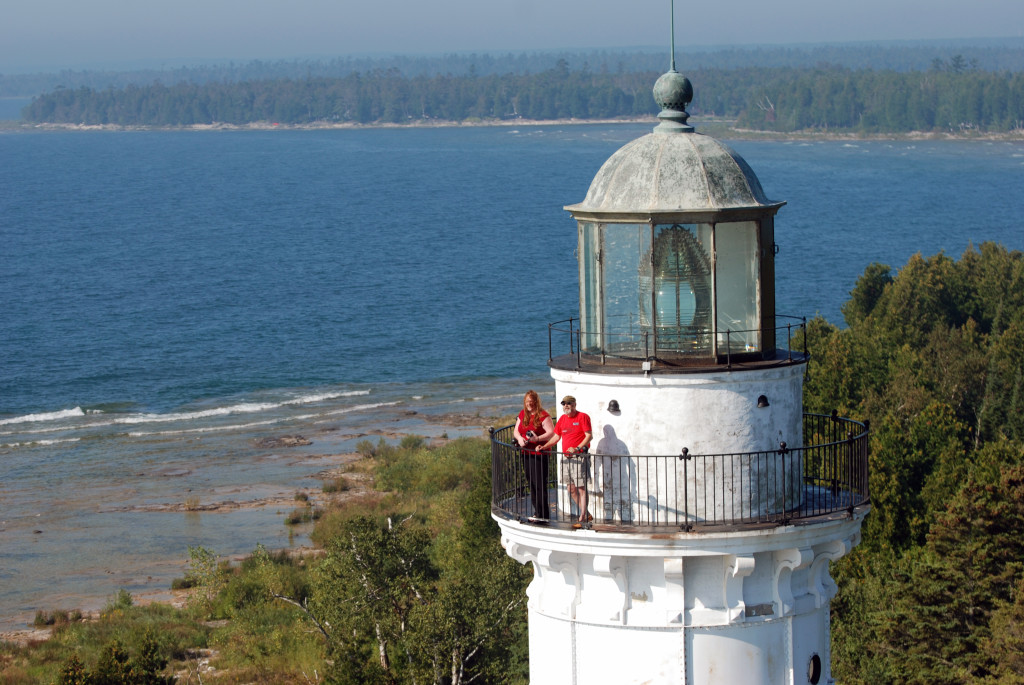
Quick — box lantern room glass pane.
[644,223,713,355]
[579,222,601,353]
[602,224,646,356]
[715,221,760,352]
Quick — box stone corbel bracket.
[726,554,756,623]
[504,538,582,619]
[809,535,855,608]
[594,555,629,624]
[772,547,814,617]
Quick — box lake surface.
[1,124,1022,628]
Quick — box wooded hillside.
[803,243,1024,682]
[21,58,1024,133]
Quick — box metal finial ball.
[653,71,693,112]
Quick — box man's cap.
[561,395,576,404]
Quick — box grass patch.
[33,609,82,628]
[1,598,211,684]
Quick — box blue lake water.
[1,124,1022,627]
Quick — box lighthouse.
[489,30,870,685]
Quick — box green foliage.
[34,608,80,628]
[21,63,1024,133]
[841,262,893,327]
[400,434,426,450]
[300,437,528,684]
[820,244,1024,682]
[183,546,227,618]
[104,590,133,614]
[55,655,89,685]
[375,436,485,500]
[3,601,208,684]
[284,504,320,526]
[322,475,351,493]
[6,436,525,683]
[356,437,392,459]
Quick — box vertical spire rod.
[670,0,677,72]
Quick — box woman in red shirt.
[514,390,555,521]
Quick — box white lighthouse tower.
[490,24,870,685]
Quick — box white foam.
[1,389,373,436]
[470,393,522,402]
[0,407,86,426]
[108,390,374,426]
[128,418,282,437]
[287,390,369,404]
[1,437,80,448]
[324,401,401,416]
[127,400,396,437]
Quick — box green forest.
[3,243,1024,683]
[805,243,1024,683]
[20,57,1024,133]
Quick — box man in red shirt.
[542,395,593,527]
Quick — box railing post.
[802,317,807,359]
[547,323,553,363]
[576,329,582,371]
[779,441,790,525]
[846,430,855,514]
[725,330,732,369]
[489,426,498,509]
[679,447,692,531]
[863,419,871,502]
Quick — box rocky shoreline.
[0,411,506,646]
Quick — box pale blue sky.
[3,0,1023,72]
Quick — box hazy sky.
[3,0,1023,72]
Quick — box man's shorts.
[561,455,590,487]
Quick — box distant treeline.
[4,38,1024,98]
[22,58,1024,133]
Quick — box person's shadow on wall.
[596,424,634,523]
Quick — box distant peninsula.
[12,45,1024,136]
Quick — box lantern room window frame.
[577,215,777,364]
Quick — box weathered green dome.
[565,131,782,216]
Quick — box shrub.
[284,506,320,526]
[322,476,350,493]
[355,437,393,459]
[170,576,196,590]
[400,434,425,450]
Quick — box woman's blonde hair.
[521,390,547,429]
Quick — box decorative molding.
[809,537,853,608]
[664,557,685,624]
[772,547,813,617]
[726,554,756,623]
[504,539,544,609]
[539,549,582,619]
[594,555,629,624]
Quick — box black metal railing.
[490,413,869,532]
[548,316,808,370]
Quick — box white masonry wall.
[549,364,805,523]
[498,513,865,685]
